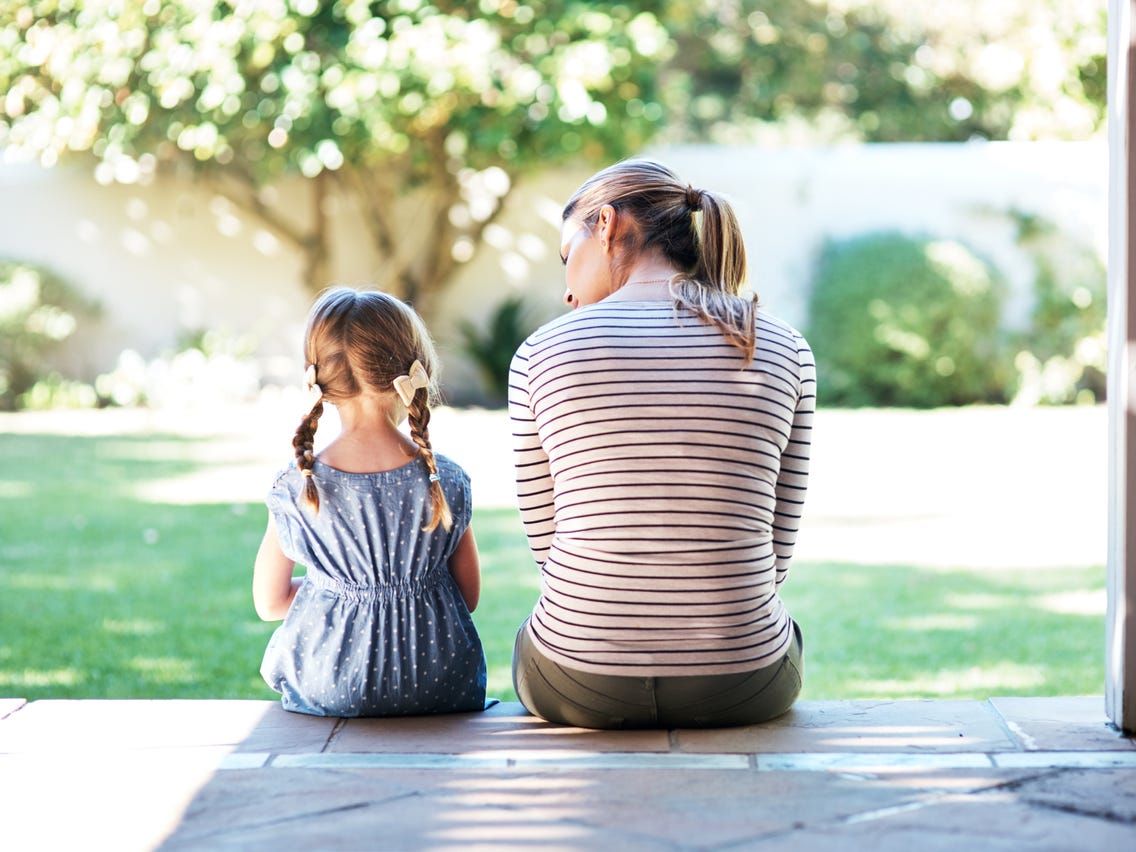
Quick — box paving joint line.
[218,750,1136,772]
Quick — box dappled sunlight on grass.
[102,618,163,636]
[853,663,1048,697]
[782,560,1105,699]
[0,667,81,689]
[128,657,198,684]
[1033,589,1106,615]
[9,572,116,592]
[943,593,1016,610]
[884,614,982,631]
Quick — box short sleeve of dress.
[437,454,473,558]
[265,464,310,565]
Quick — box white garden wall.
[0,142,1106,405]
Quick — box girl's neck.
[317,395,419,474]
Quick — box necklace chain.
[624,277,675,287]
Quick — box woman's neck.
[606,261,682,302]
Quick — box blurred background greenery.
[0,0,1107,410]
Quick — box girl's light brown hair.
[563,158,758,361]
[293,287,452,531]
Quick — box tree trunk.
[301,171,331,294]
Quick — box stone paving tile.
[156,765,426,851]
[0,698,25,720]
[756,786,1136,852]
[230,701,339,754]
[988,695,1134,751]
[156,766,944,851]
[0,699,322,753]
[1010,766,1136,824]
[673,699,1018,755]
[329,701,671,754]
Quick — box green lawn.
[0,429,1105,703]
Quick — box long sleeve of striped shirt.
[774,332,816,587]
[509,344,556,567]
[508,300,815,677]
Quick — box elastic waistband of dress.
[305,569,444,602]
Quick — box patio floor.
[2,696,1133,850]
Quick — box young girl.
[253,286,488,717]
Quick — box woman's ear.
[597,204,617,251]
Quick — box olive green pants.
[512,621,803,729]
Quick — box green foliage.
[458,295,538,404]
[0,1,669,301]
[0,260,98,411]
[0,1,667,178]
[807,232,1012,408]
[657,0,1106,144]
[1009,212,1107,405]
[17,374,99,411]
[94,333,263,409]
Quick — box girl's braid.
[406,388,452,532]
[292,399,324,512]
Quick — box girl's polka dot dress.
[259,454,487,717]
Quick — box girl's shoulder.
[432,452,471,486]
[269,460,301,490]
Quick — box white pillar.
[1106,0,1136,733]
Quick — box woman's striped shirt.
[508,299,816,676]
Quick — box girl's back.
[261,454,486,717]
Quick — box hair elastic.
[428,473,441,483]
[302,469,314,478]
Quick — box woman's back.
[511,299,815,676]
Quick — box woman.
[508,159,815,729]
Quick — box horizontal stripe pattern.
[509,302,815,676]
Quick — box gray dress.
[259,453,487,717]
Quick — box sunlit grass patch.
[0,430,1107,704]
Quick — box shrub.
[806,232,1013,408]
[0,260,99,411]
[1009,212,1107,405]
[95,330,261,409]
[458,295,539,405]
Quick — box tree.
[0,1,1105,317]
[654,0,1106,144]
[0,0,669,309]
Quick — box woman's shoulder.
[523,301,671,351]
[757,310,810,347]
